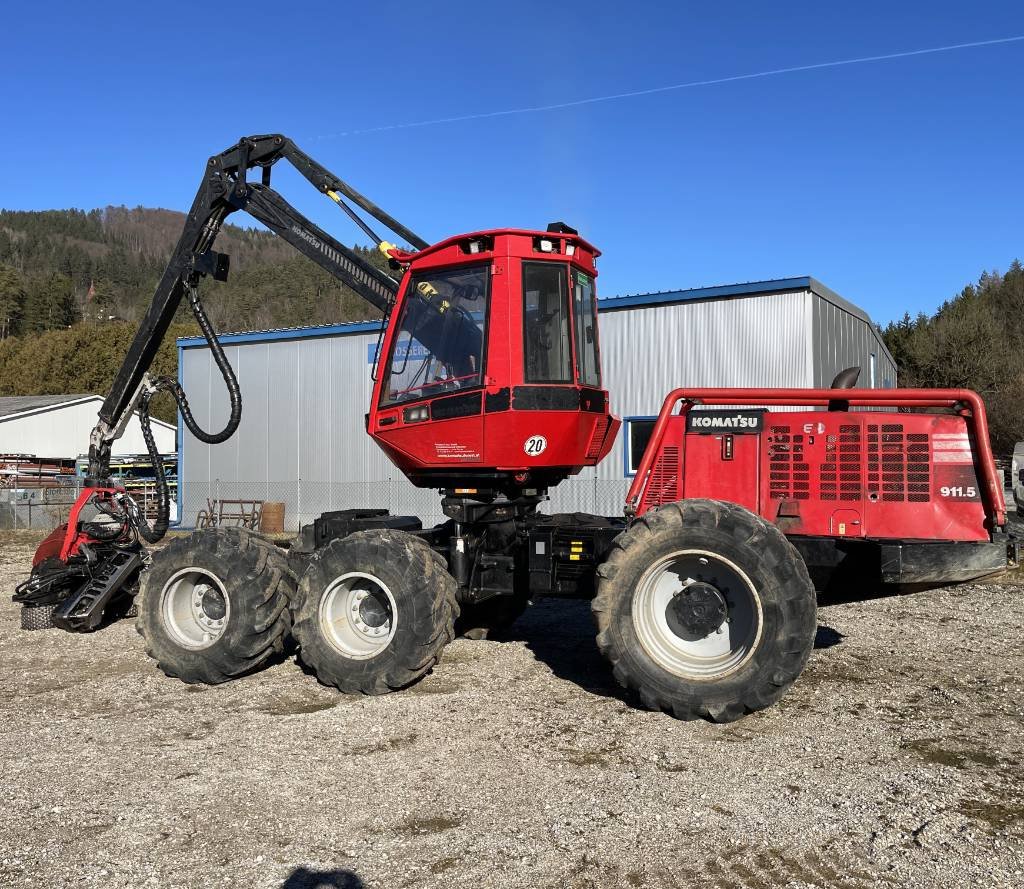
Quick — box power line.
[313,35,1024,139]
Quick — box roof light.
[539,239,554,253]
[468,240,481,254]
[565,244,576,257]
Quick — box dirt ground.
[1,530,1023,889]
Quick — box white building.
[0,394,176,458]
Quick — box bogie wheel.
[137,529,294,684]
[291,529,459,694]
[592,499,816,722]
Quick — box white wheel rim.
[160,567,230,651]
[319,571,397,660]
[632,549,763,680]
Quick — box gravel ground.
[2,530,1023,889]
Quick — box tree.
[881,262,1024,453]
[0,264,26,340]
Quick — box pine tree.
[0,264,26,340]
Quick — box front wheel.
[592,499,816,722]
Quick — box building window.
[869,352,877,387]
[623,417,657,476]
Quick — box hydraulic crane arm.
[90,134,427,490]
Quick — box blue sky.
[1,1,1021,323]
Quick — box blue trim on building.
[177,319,384,349]
[599,277,813,312]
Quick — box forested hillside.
[0,206,386,334]
[0,206,390,421]
[880,261,1023,453]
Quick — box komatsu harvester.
[16,136,1018,722]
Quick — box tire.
[592,499,816,723]
[291,529,458,694]
[136,529,294,684]
[455,593,530,640]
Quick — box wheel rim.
[632,549,762,680]
[319,571,397,660]
[160,568,230,651]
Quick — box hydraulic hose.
[135,280,242,543]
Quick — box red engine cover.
[638,408,992,543]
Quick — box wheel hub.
[199,585,227,621]
[358,593,390,628]
[161,569,230,651]
[320,572,397,659]
[631,549,763,680]
[666,581,728,640]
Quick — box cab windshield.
[380,265,489,406]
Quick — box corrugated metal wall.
[811,298,897,388]
[180,332,446,529]
[179,287,892,529]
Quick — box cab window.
[573,270,601,387]
[523,262,571,383]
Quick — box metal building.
[176,276,896,530]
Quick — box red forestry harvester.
[15,136,1018,722]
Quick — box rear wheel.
[592,499,816,722]
[291,529,458,694]
[137,529,294,684]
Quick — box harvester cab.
[368,226,618,491]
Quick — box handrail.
[625,387,1005,528]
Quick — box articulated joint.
[86,419,116,487]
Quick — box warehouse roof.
[598,276,873,324]
[0,394,175,429]
[177,276,885,352]
[0,394,96,419]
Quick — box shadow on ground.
[814,625,844,649]
[501,599,626,702]
[281,867,363,888]
[502,599,846,700]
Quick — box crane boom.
[90,134,425,485]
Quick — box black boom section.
[239,185,398,313]
[95,133,425,460]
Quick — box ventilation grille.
[586,415,611,461]
[768,425,810,500]
[641,446,680,509]
[819,423,863,502]
[866,424,931,503]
